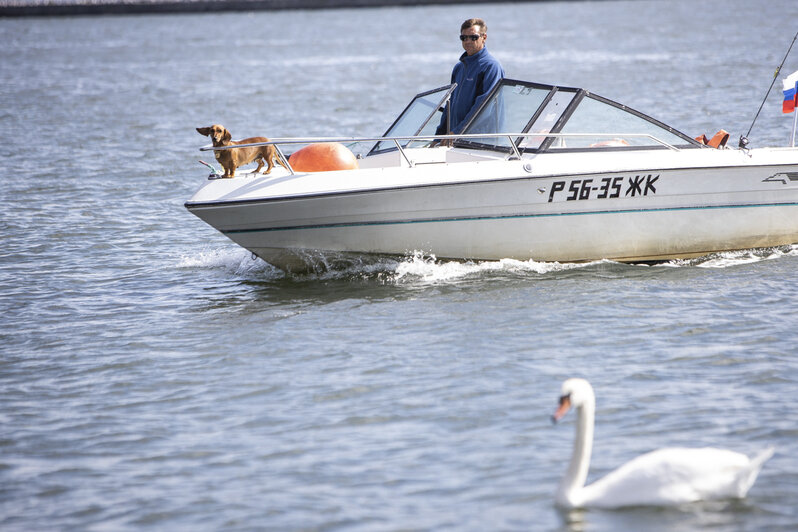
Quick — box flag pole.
[739,31,798,149]
[792,108,797,147]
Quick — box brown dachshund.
[196,124,286,178]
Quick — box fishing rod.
[739,31,798,149]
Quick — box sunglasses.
[459,34,482,42]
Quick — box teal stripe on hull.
[222,202,798,235]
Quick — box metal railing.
[199,132,682,175]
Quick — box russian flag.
[783,70,798,113]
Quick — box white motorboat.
[185,79,798,272]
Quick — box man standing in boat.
[435,18,505,139]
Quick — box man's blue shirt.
[436,47,505,135]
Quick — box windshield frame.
[368,84,456,156]
[368,79,703,157]
[456,78,702,153]
[538,91,701,152]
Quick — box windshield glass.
[370,85,454,154]
[462,82,552,148]
[519,89,577,149]
[371,80,697,156]
[551,95,693,149]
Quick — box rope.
[198,160,222,178]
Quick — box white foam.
[277,52,452,69]
[176,245,798,282]
[176,247,284,278]
[688,245,798,269]
[392,252,603,283]
[508,50,675,66]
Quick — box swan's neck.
[558,401,594,504]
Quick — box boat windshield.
[371,79,698,155]
[550,94,695,149]
[369,84,455,154]
[463,82,579,150]
[459,79,698,151]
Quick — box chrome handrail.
[199,132,681,175]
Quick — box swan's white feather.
[554,378,773,509]
[577,446,773,508]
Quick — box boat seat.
[695,130,729,148]
[708,129,729,148]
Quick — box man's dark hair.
[461,18,487,34]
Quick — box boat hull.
[185,148,798,272]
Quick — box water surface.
[2,1,798,530]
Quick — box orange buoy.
[288,142,359,172]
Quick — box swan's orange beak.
[552,394,571,423]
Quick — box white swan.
[552,378,774,509]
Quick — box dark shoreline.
[1,0,568,18]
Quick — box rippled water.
[2,1,798,530]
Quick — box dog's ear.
[221,128,232,143]
[197,127,212,136]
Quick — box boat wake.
[177,247,284,278]
[176,245,798,284]
[392,252,596,283]
[668,245,798,269]
[175,247,593,282]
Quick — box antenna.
[739,31,798,149]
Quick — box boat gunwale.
[184,161,798,210]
